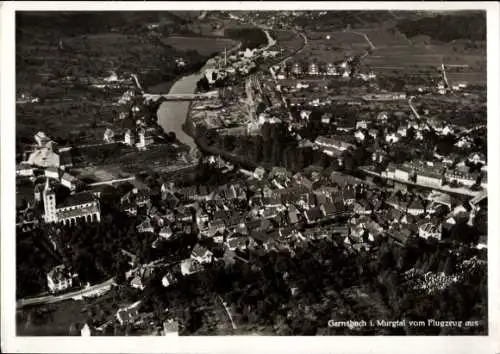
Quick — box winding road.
[17,278,116,309]
[344,26,376,50]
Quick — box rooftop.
[57,192,98,208]
[57,204,99,219]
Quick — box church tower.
[43,178,57,223]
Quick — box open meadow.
[16,100,116,148]
[161,36,238,56]
[296,31,369,62]
[16,12,207,148]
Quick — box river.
[156,73,202,151]
[155,28,276,153]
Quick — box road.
[131,73,144,93]
[460,124,486,135]
[76,142,117,149]
[270,28,308,121]
[143,90,219,102]
[87,176,136,187]
[344,27,376,50]
[17,278,116,309]
[154,40,242,154]
[359,168,483,197]
[217,294,237,330]
[231,13,306,66]
[277,30,308,66]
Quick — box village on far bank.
[15,10,487,336]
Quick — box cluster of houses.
[284,58,373,80]
[79,299,179,336]
[382,158,487,191]
[112,88,167,150]
[404,268,460,295]
[31,150,486,334]
[112,159,487,289]
[204,47,262,82]
[288,98,487,196]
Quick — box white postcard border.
[2,2,499,353]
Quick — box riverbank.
[154,25,276,153]
[156,74,202,151]
[154,38,244,152]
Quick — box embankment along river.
[154,73,202,151]
[153,29,275,153]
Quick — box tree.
[196,76,210,92]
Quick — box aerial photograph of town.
[14,9,488,337]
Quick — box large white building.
[136,128,154,150]
[418,223,442,240]
[34,131,51,147]
[43,179,101,225]
[326,63,337,76]
[16,163,35,177]
[47,264,78,293]
[103,128,115,143]
[26,132,73,169]
[314,136,355,153]
[308,62,319,75]
[291,63,302,75]
[123,129,135,146]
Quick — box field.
[16,100,116,148]
[271,30,307,60]
[16,12,207,148]
[161,36,238,56]
[296,31,369,62]
[298,22,486,85]
[71,165,127,183]
[17,300,88,336]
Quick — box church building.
[43,179,101,225]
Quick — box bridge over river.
[143,90,219,102]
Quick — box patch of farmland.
[17,300,88,336]
[365,45,485,68]
[297,31,369,62]
[16,101,113,146]
[356,29,409,48]
[161,36,238,56]
[446,72,486,85]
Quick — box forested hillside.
[396,12,486,42]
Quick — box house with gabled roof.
[385,194,406,210]
[342,187,356,205]
[61,172,79,191]
[304,207,322,225]
[122,202,138,216]
[387,226,413,246]
[226,235,248,251]
[116,301,141,326]
[250,230,279,250]
[418,222,442,240]
[191,244,213,264]
[208,219,226,235]
[16,162,35,177]
[137,217,154,233]
[320,200,343,219]
[407,199,426,216]
[353,200,372,215]
[287,205,300,224]
[45,166,60,180]
[47,264,78,293]
[180,258,204,276]
[121,188,150,208]
[159,226,173,240]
